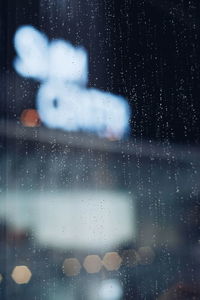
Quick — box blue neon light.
[14,25,130,139]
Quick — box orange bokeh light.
[20,109,40,127]
[11,265,32,284]
[63,258,81,277]
[103,252,122,271]
[83,255,102,274]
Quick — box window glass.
[1,1,200,299]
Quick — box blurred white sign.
[14,26,130,139]
[1,190,135,250]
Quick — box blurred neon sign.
[14,25,130,139]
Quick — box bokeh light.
[20,109,40,127]
[14,25,130,139]
[103,252,122,271]
[11,265,32,284]
[83,255,102,274]
[121,249,139,267]
[99,279,123,300]
[138,246,155,265]
[63,258,81,277]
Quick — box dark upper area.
[1,0,200,145]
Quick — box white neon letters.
[14,25,130,138]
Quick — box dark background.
[1,0,200,145]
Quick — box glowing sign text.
[14,25,130,138]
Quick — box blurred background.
[1,0,200,299]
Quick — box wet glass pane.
[1,1,200,299]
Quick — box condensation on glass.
[1,0,200,300]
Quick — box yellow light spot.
[83,255,102,274]
[63,258,81,277]
[11,265,32,284]
[103,252,122,271]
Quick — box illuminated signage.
[0,191,135,249]
[14,25,130,139]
